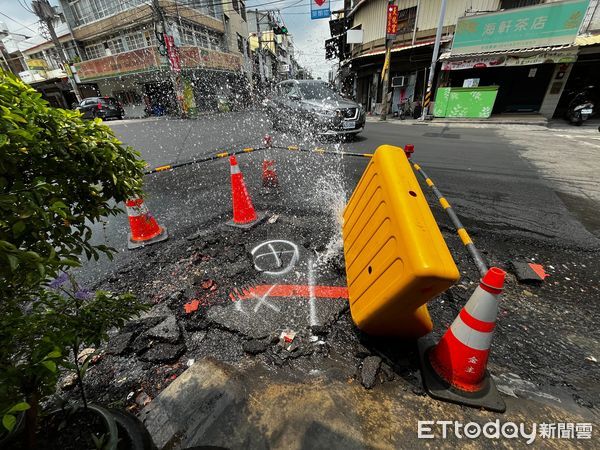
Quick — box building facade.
[335,0,599,120]
[58,0,250,116]
[247,10,305,88]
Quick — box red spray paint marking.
[184,299,200,314]
[230,285,348,301]
[528,263,549,280]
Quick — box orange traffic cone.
[418,267,506,412]
[226,156,265,229]
[262,159,278,189]
[126,198,168,249]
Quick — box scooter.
[566,86,595,126]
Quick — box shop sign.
[451,0,589,55]
[164,34,181,73]
[26,58,48,71]
[19,70,47,84]
[311,0,330,20]
[75,48,159,81]
[441,49,578,70]
[386,5,398,40]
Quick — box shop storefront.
[434,0,588,119]
[437,48,578,117]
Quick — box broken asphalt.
[67,116,599,449]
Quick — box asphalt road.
[74,110,598,286]
[71,111,600,448]
[108,111,598,245]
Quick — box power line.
[0,11,41,34]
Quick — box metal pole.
[380,0,396,121]
[32,0,82,101]
[421,0,447,119]
[152,0,184,117]
[255,10,265,88]
[412,161,488,276]
[411,0,421,46]
[380,43,392,121]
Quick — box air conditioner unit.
[391,76,407,87]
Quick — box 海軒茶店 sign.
[451,0,589,56]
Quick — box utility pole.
[380,0,397,121]
[421,0,447,119]
[31,0,82,101]
[152,0,184,117]
[255,9,266,90]
[0,40,18,75]
[411,0,421,46]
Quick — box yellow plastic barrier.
[342,145,460,338]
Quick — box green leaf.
[6,254,19,271]
[12,220,26,236]
[45,350,61,359]
[8,402,30,413]
[2,414,16,432]
[41,360,57,373]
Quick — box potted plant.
[0,70,151,448]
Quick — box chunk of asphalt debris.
[310,324,329,336]
[139,343,186,363]
[106,332,135,355]
[242,339,271,355]
[511,261,549,283]
[360,356,382,389]
[145,315,181,344]
[122,316,165,334]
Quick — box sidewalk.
[366,114,600,134]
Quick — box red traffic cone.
[404,144,415,158]
[226,156,265,229]
[418,267,507,412]
[126,198,168,249]
[262,159,278,189]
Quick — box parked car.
[265,80,365,139]
[76,97,124,120]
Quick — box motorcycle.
[566,86,595,126]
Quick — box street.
[68,111,600,448]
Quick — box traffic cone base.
[127,226,168,249]
[226,211,267,230]
[418,267,506,412]
[126,198,169,249]
[418,337,505,412]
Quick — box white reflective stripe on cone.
[126,204,148,217]
[464,287,498,323]
[450,314,494,351]
[230,164,241,174]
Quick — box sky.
[0,0,342,79]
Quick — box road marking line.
[231,285,349,300]
[308,259,317,327]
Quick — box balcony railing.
[74,46,242,82]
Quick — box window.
[197,31,209,48]
[181,26,196,45]
[68,0,147,27]
[85,43,104,60]
[106,37,125,54]
[500,0,541,9]
[237,33,244,53]
[125,32,146,50]
[240,0,246,21]
[209,33,222,51]
[397,6,417,34]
